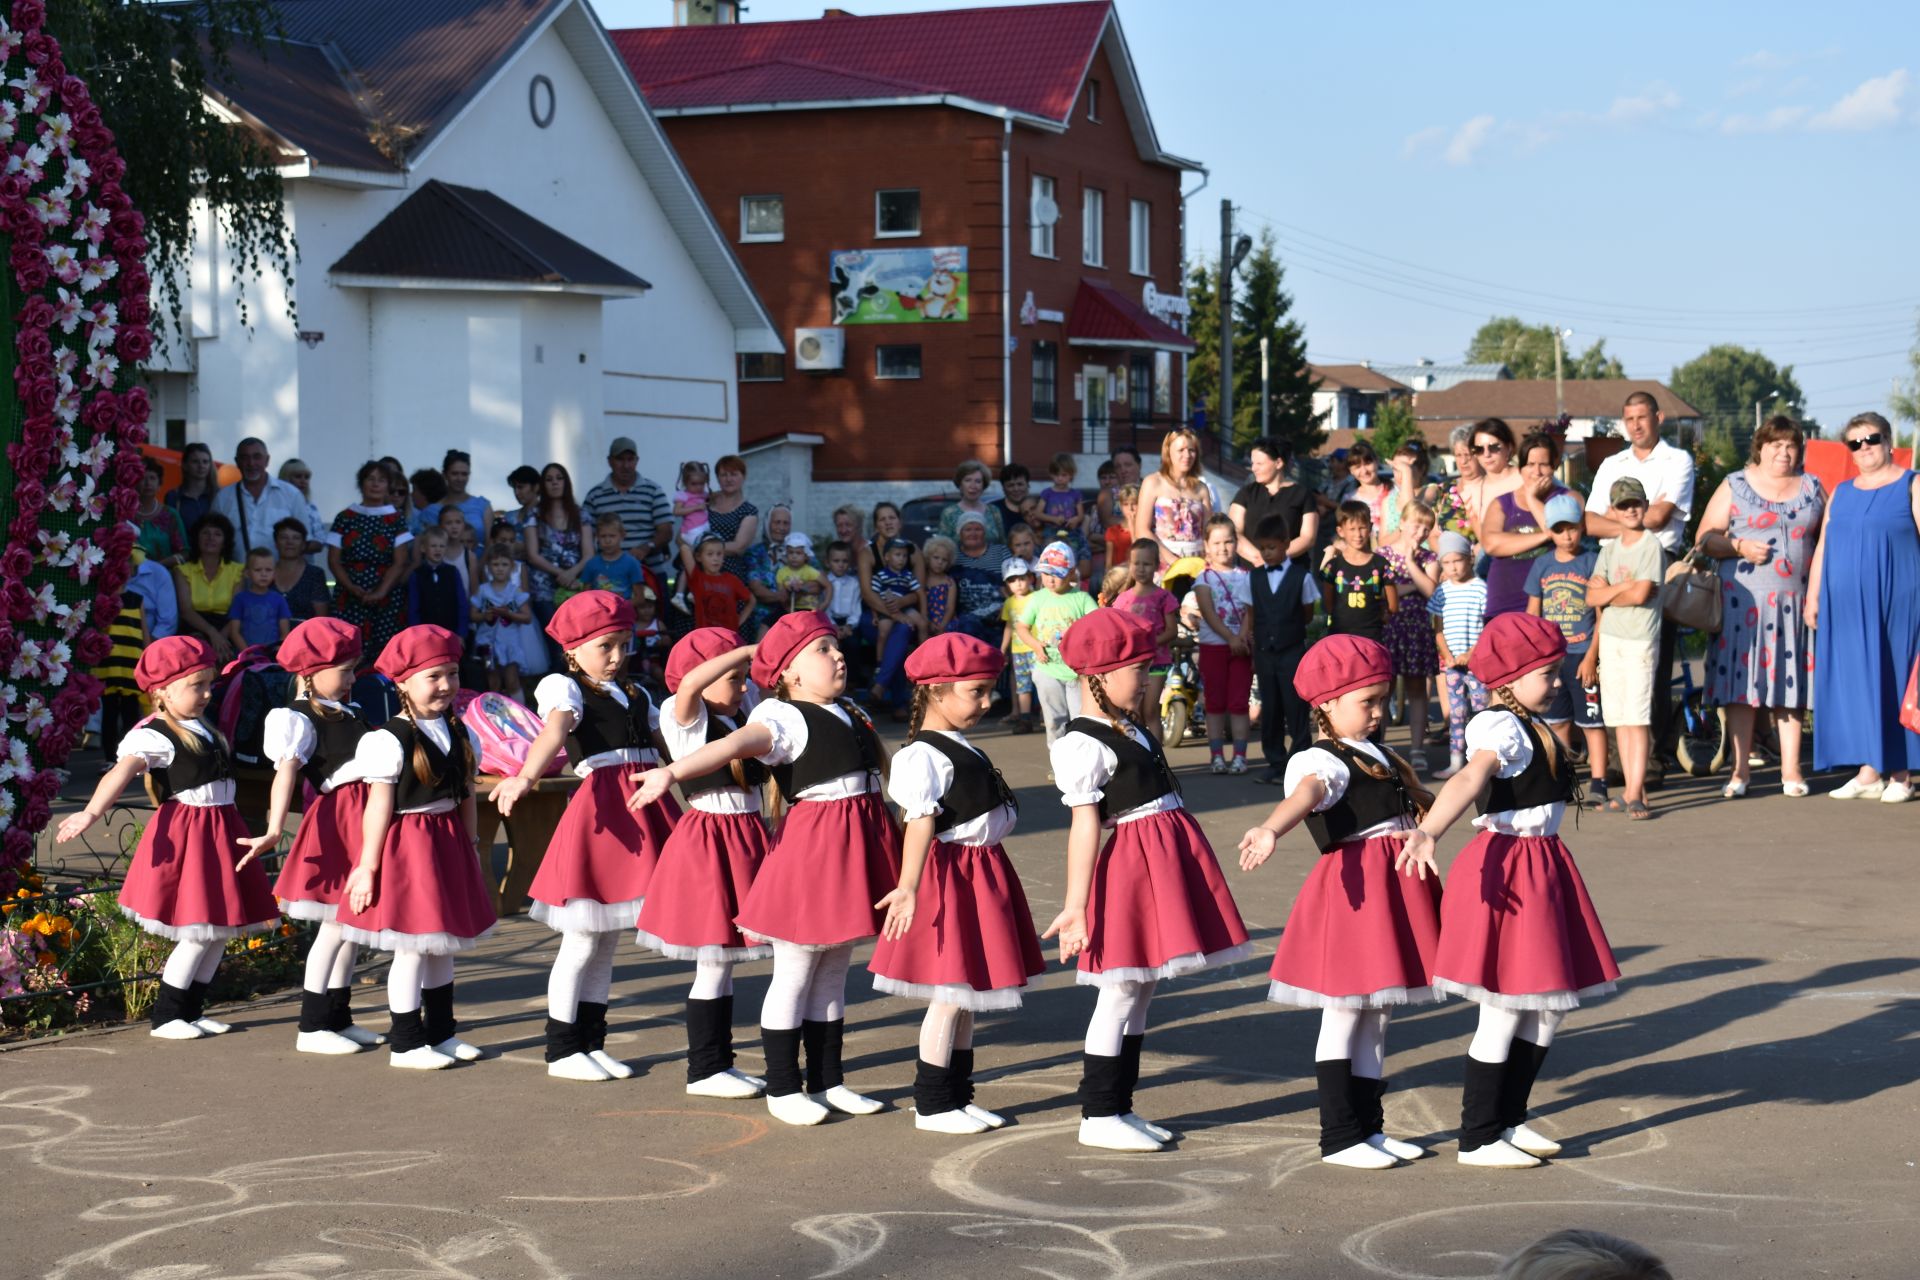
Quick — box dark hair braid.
[906,685,936,740]
[1493,683,1560,778]
[1086,672,1148,740]
[1309,705,1433,819]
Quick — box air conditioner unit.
[794,327,845,372]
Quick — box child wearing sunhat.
[1012,540,1097,745]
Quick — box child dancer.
[870,634,1045,1135]
[494,591,679,1082]
[238,617,384,1054]
[636,626,773,1099]
[334,625,498,1070]
[1044,610,1251,1151]
[1238,635,1442,1169]
[58,637,280,1039]
[632,611,901,1126]
[1399,612,1620,1167]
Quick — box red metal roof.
[613,2,1113,122]
[1066,279,1194,353]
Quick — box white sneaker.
[547,1052,610,1082]
[588,1049,634,1079]
[1209,756,1228,774]
[963,1104,1007,1129]
[390,1046,457,1071]
[434,1036,483,1062]
[338,1023,387,1047]
[731,1069,768,1090]
[1881,781,1912,804]
[915,1107,989,1135]
[1830,776,1886,800]
[1227,756,1248,775]
[1457,1138,1542,1168]
[1502,1123,1562,1157]
[687,1069,763,1099]
[149,1019,206,1041]
[296,1029,364,1056]
[192,1016,232,1035]
[1432,753,1465,780]
[766,1091,831,1126]
[1368,1132,1427,1160]
[1121,1112,1175,1142]
[1078,1114,1164,1152]
[1322,1140,1400,1169]
[813,1084,884,1115]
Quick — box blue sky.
[594,0,1920,430]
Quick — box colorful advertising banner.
[831,246,969,324]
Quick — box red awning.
[1065,279,1195,354]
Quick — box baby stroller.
[1157,556,1207,748]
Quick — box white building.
[149,0,779,515]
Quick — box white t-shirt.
[117,719,235,807]
[1194,567,1252,646]
[1282,738,1415,842]
[1049,717,1184,827]
[886,729,1017,846]
[533,674,658,776]
[659,692,760,816]
[1465,709,1565,837]
[749,699,879,800]
[1586,439,1696,554]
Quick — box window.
[739,353,785,382]
[1030,174,1056,258]
[740,195,784,242]
[1086,78,1101,121]
[1130,354,1153,421]
[876,189,920,237]
[1032,341,1059,422]
[876,344,922,380]
[1129,199,1151,275]
[1082,188,1105,266]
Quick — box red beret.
[546,589,635,651]
[1293,634,1394,707]
[375,624,464,684]
[905,632,1005,685]
[665,626,745,694]
[1470,611,1568,690]
[277,617,363,676]
[750,611,837,689]
[1058,608,1155,676]
[134,635,217,693]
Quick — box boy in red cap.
[1399,612,1621,1168]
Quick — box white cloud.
[1738,50,1791,71]
[1401,125,1447,159]
[1808,68,1909,130]
[1444,114,1496,166]
[1721,105,1811,134]
[1606,84,1682,122]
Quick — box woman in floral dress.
[327,461,414,657]
[1380,501,1441,771]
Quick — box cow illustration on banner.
[830,246,969,324]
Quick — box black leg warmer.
[421,983,457,1047]
[1316,1060,1367,1157]
[297,989,333,1035]
[1079,1053,1125,1119]
[761,1027,805,1097]
[1459,1057,1508,1152]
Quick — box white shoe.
[337,1023,387,1047]
[915,1107,989,1135]
[1781,780,1810,798]
[390,1046,456,1071]
[1368,1132,1427,1160]
[547,1052,611,1082]
[149,1019,206,1041]
[1432,754,1465,780]
[1322,1140,1400,1169]
[1209,756,1227,774]
[963,1104,1007,1129]
[1227,756,1248,775]
[1457,1138,1542,1168]
[589,1049,634,1079]
[1881,781,1912,804]
[1121,1112,1175,1143]
[687,1069,763,1099]
[1830,777,1886,800]
[1721,778,1748,799]
[1502,1123,1562,1157]
[1078,1114,1164,1152]
[731,1069,768,1090]
[434,1036,483,1062]
[192,1016,232,1035]
[813,1084,884,1115]
[766,1091,831,1126]
[296,1029,364,1056]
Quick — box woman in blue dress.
[1807,412,1920,803]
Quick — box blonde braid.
[906,685,936,740]
[1311,705,1433,818]
[1493,684,1560,778]
[1086,672,1147,739]
[394,686,441,787]
[299,675,345,720]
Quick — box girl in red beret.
[868,633,1046,1135]
[59,636,280,1041]
[632,626,772,1100]
[235,617,385,1055]
[493,590,680,1083]
[334,625,498,1070]
[1399,611,1620,1168]
[1238,633,1442,1169]
[631,610,901,1127]
[1043,609,1250,1152]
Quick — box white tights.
[760,941,853,1031]
[386,952,455,1014]
[1314,1008,1391,1079]
[689,959,735,1001]
[548,930,622,1023]
[1084,979,1157,1057]
[918,1003,976,1067]
[160,939,225,990]
[302,921,358,995]
[1467,1005,1566,1064]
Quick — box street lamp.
[1552,327,1573,419]
[1755,389,1782,436]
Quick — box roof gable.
[1411,379,1703,422]
[1310,364,1410,394]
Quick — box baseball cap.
[1610,476,1648,507]
[1001,557,1032,580]
[1036,541,1075,578]
[1543,494,1585,529]
[607,436,638,458]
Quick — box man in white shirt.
[211,437,319,559]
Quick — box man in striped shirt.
[580,436,674,583]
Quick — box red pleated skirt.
[869,840,1047,1010]
[1430,831,1620,1011]
[733,792,902,949]
[335,810,497,953]
[1267,832,1443,1008]
[273,782,368,922]
[1081,808,1251,985]
[635,807,772,962]
[118,802,280,941]
[527,764,680,934]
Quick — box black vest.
[1063,717,1179,824]
[1301,739,1414,853]
[289,699,370,791]
[915,732,1018,834]
[148,720,232,801]
[674,708,770,799]
[566,676,651,761]
[385,718,473,811]
[410,562,467,634]
[769,700,882,802]
[1250,561,1311,653]
[1479,714,1574,814]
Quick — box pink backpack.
[452,690,567,778]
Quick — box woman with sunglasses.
[1457,419,1523,538]
[1806,412,1920,803]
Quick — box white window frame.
[875,344,922,380]
[1031,174,1056,259]
[739,194,784,243]
[1086,78,1101,122]
[1129,199,1152,276]
[875,189,921,238]
[1082,187,1105,267]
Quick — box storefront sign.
[831,246,969,324]
[1036,308,1065,324]
[1142,281,1190,324]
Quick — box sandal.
[1601,795,1626,813]
[1625,800,1653,821]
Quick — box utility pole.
[1220,199,1234,444]
[1552,326,1567,420]
[1260,335,1270,438]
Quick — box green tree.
[1368,397,1422,459]
[1889,314,1920,447]
[1669,344,1806,437]
[1184,231,1324,459]
[1184,257,1219,431]
[1467,316,1625,380]
[47,1,293,337]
